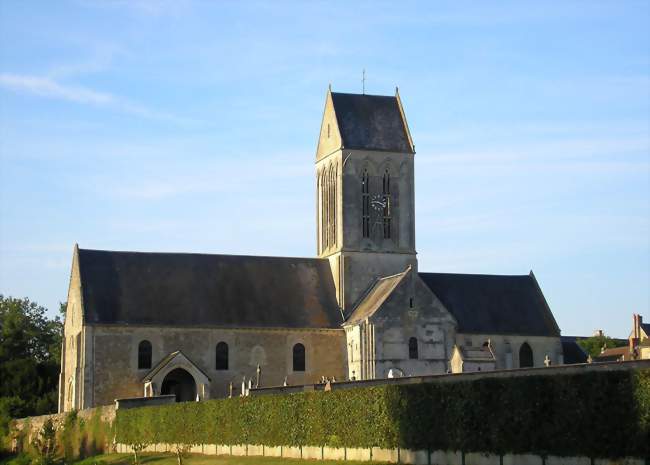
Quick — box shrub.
[115,369,650,458]
[31,419,56,465]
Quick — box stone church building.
[58,89,563,412]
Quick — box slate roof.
[76,248,342,329]
[641,323,650,337]
[418,272,560,337]
[560,336,589,364]
[344,268,410,325]
[330,92,413,153]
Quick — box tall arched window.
[408,337,418,359]
[361,169,370,238]
[215,342,228,370]
[330,164,336,247]
[382,169,391,239]
[138,340,152,369]
[293,343,306,372]
[519,342,533,368]
[324,168,330,248]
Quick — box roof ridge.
[78,247,327,262]
[377,266,411,281]
[344,267,411,325]
[419,271,532,278]
[330,91,396,98]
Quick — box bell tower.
[316,87,418,314]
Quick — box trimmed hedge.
[116,369,650,458]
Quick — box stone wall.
[251,359,650,396]
[86,324,347,407]
[59,245,86,412]
[115,442,645,465]
[12,405,115,445]
[458,333,563,369]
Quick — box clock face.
[370,194,386,211]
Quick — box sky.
[0,1,648,338]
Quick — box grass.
[35,453,390,465]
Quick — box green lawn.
[71,453,390,465]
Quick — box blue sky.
[0,1,648,337]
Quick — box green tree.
[0,295,63,417]
[578,335,627,358]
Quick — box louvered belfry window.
[362,170,370,238]
[382,169,391,239]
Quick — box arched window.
[215,342,228,370]
[316,171,325,252]
[138,340,152,369]
[519,342,533,368]
[330,164,337,247]
[408,337,418,359]
[325,168,330,248]
[293,343,305,372]
[361,169,370,238]
[382,169,391,239]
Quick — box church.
[58,88,563,412]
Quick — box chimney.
[630,313,640,352]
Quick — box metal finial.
[362,69,366,94]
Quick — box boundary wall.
[251,359,650,396]
[115,443,647,465]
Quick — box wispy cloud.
[46,44,124,80]
[0,73,112,105]
[0,73,202,125]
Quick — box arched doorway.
[519,342,534,368]
[161,368,196,402]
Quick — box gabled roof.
[419,272,560,337]
[142,350,211,382]
[330,92,414,153]
[595,346,631,362]
[560,336,589,364]
[344,267,410,325]
[76,248,342,329]
[454,344,496,363]
[641,323,650,337]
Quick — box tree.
[577,335,627,358]
[0,295,63,417]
